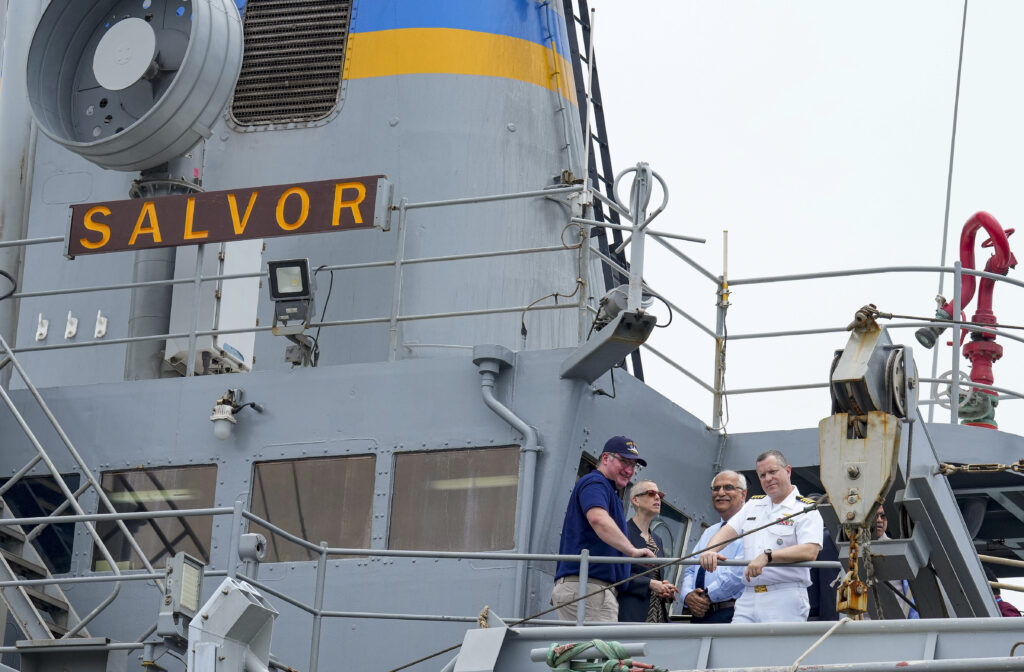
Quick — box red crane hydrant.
[915,212,1016,428]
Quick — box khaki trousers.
[550,576,619,622]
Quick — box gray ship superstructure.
[0,2,1024,671]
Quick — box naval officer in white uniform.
[698,449,823,622]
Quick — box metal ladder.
[0,499,87,639]
[561,0,645,379]
[0,337,162,642]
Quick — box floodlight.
[593,284,655,332]
[157,551,206,644]
[267,259,316,336]
[268,259,313,300]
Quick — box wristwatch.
[763,548,773,563]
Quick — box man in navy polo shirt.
[551,436,655,622]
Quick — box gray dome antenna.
[26,0,243,171]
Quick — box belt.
[749,582,803,593]
[708,599,737,613]
[555,576,615,590]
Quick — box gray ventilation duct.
[26,0,243,171]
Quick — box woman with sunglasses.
[618,481,678,622]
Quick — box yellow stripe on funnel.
[345,27,577,105]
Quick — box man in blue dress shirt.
[682,470,747,623]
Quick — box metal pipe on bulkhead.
[124,150,205,380]
[472,345,541,620]
[0,0,43,390]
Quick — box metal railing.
[604,243,1024,431]
[7,184,596,371]
[4,180,1020,430]
[0,502,843,672]
[0,331,164,638]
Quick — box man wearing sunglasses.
[682,471,747,623]
[552,436,656,622]
[698,449,823,623]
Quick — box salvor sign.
[65,175,391,258]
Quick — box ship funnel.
[26,0,243,171]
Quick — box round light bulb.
[212,418,233,440]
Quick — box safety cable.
[521,221,587,344]
[930,0,970,423]
[878,576,919,614]
[388,501,822,672]
[864,306,1024,334]
[789,617,852,672]
[309,265,335,367]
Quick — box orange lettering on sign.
[276,188,309,231]
[228,191,259,235]
[80,206,112,250]
[129,201,162,245]
[332,182,367,226]
[183,197,209,240]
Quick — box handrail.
[0,501,843,611]
[3,183,1024,441]
[0,331,215,636]
[10,302,576,354]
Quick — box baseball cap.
[603,436,647,467]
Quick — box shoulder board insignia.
[751,495,766,499]
[799,497,815,504]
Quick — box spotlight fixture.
[209,388,263,440]
[560,284,658,384]
[268,258,316,336]
[157,551,205,644]
[593,284,655,332]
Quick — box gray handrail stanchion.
[951,261,963,425]
[227,500,243,580]
[309,542,328,672]
[576,549,590,626]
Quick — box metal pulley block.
[829,305,917,421]
[819,411,901,530]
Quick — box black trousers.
[691,606,734,624]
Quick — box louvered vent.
[231,0,351,125]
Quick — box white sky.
[594,1,1024,439]
[593,0,1024,604]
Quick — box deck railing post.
[227,500,243,580]
[388,198,408,360]
[185,243,206,376]
[308,542,328,672]
[575,549,590,626]
[951,261,963,425]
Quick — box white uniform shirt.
[726,487,823,587]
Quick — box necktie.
[696,567,706,590]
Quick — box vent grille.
[231,0,351,125]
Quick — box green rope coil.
[546,639,668,672]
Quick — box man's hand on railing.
[699,550,725,572]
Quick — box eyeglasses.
[636,490,666,499]
[875,512,887,520]
[609,454,642,472]
[710,484,740,492]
